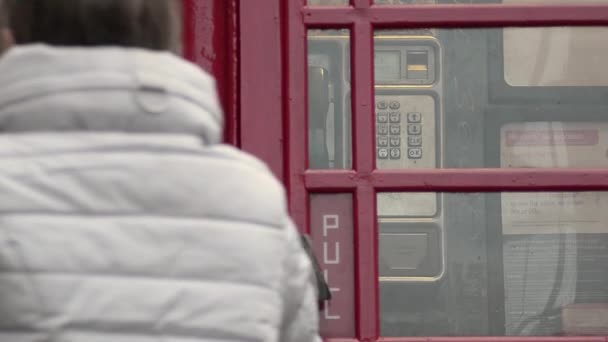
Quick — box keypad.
[390,124,401,135]
[407,112,422,123]
[378,124,389,135]
[408,135,422,147]
[376,99,424,161]
[390,148,401,159]
[408,148,422,159]
[377,136,389,147]
[389,112,401,123]
[377,113,389,123]
[378,148,389,159]
[390,137,401,147]
[408,124,422,135]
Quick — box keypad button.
[407,112,422,123]
[408,124,422,135]
[408,148,422,159]
[377,136,389,147]
[408,135,422,147]
[390,137,401,147]
[389,124,401,135]
[389,112,401,123]
[377,100,388,110]
[377,112,389,123]
[389,101,401,110]
[378,148,389,159]
[390,148,401,160]
[377,124,389,135]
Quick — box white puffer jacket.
[0,45,321,342]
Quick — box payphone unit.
[308,24,608,337]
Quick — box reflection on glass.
[371,28,608,169]
[505,27,608,86]
[308,0,349,5]
[308,29,352,169]
[378,192,608,337]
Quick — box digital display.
[375,51,401,81]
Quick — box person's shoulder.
[200,144,285,199]
[203,144,276,174]
[188,144,289,228]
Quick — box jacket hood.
[0,44,223,144]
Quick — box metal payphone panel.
[375,95,436,170]
[307,24,608,338]
[374,35,442,220]
[374,35,444,281]
[376,95,438,218]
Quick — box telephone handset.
[309,66,331,169]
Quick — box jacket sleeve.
[279,218,323,342]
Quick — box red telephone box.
[184,1,608,341]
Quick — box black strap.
[300,234,332,308]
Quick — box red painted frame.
[182,0,239,146]
[284,1,608,342]
[239,0,285,180]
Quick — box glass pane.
[375,0,436,4]
[372,28,608,169]
[505,27,608,86]
[308,0,349,5]
[505,0,608,4]
[375,0,608,4]
[378,192,608,337]
[308,29,352,169]
[310,193,356,338]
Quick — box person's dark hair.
[0,0,7,28]
[5,0,182,52]
[0,0,9,54]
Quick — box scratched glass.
[371,28,608,170]
[378,191,608,337]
